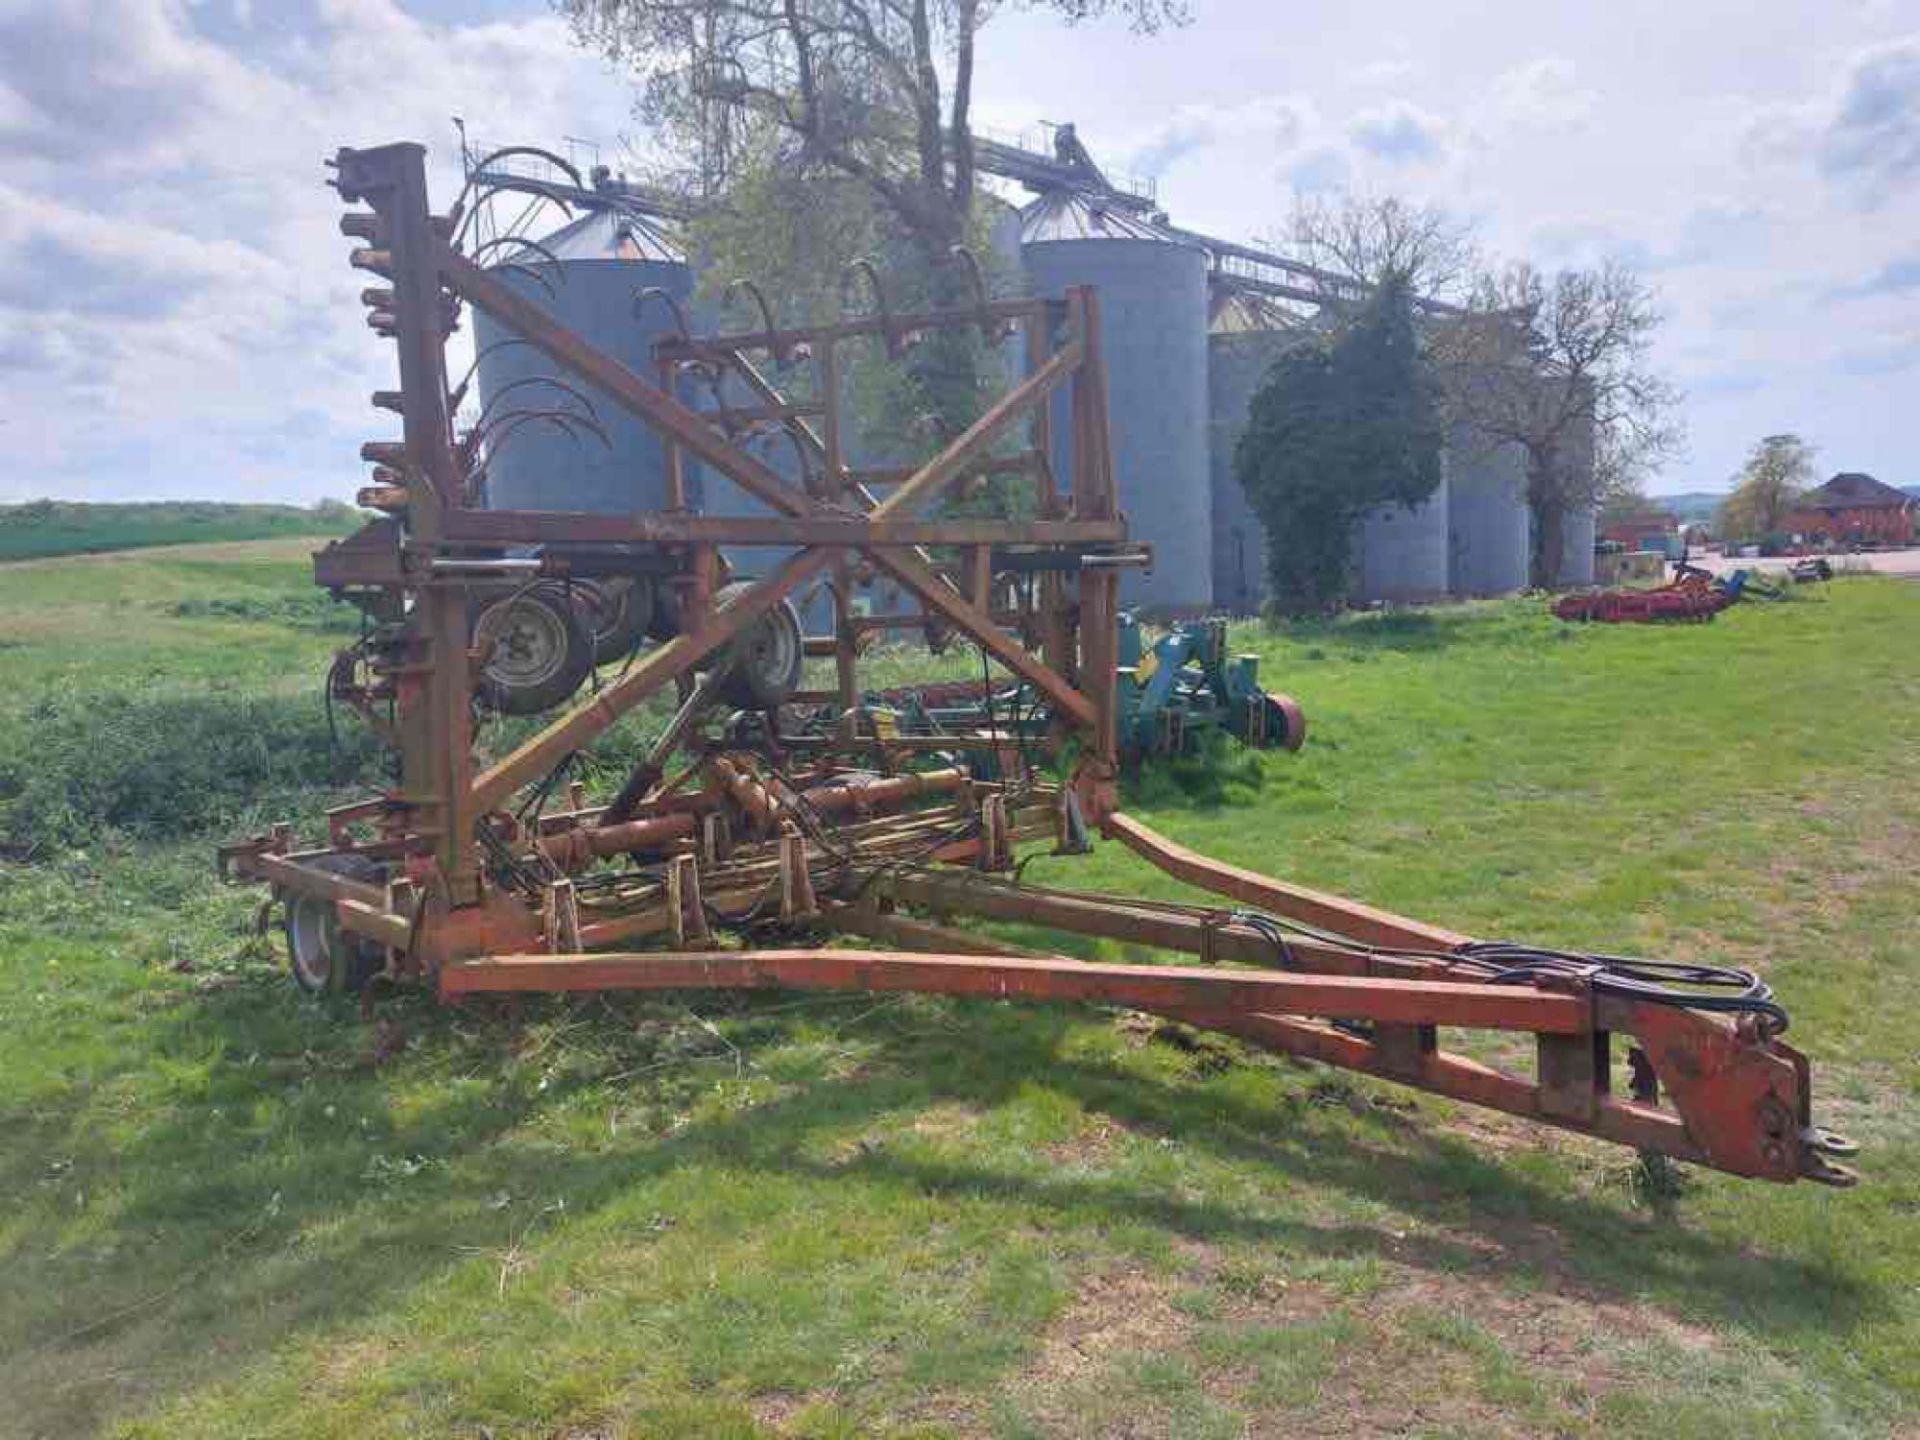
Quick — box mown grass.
[0,543,1916,1438]
[0,500,357,563]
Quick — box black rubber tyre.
[538,577,654,667]
[284,854,387,996]
[473,587,595,715]
[713,580,804,710]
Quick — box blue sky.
[0,0,1914,503]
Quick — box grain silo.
[1021,191,1212,613]
[1446,425,1530,596]
[1353,480,1451,602]
[1205,292,1314,614]
[1558,510,1597,585]
[1547,396,1599,586]
[472,204,695,514]
[1206,333,1284,615]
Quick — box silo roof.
[533,206,685,264]
[1019,189,1199,247]
[1209,289,1309,335]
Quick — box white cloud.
[0,0,636,502]
[1819,35,1920,197]
[1286,146,1351,194]
[1742,33,1920,208]
[1354,58,1414,87]
[1488,58,1596,132]
[1123,96,1318,179]
[0,181,282,317]
[1348,100,1445,163]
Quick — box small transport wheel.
[284,854,387,996]
[537,576,655,666]
[713,580,804,709]
[473,587,594,715]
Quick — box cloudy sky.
[1,0,1914,504]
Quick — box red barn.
[1600,509,1679,552]
[1787,472,1916,549]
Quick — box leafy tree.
[1440,260,1684,586]
[1717,433,1816,542]
[563,0,1182,268]
[1598,473,1651,526]
[564,0,1182,469]
[686,137,1010,469]
[1234,279,1443,612]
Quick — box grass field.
[0,501,358,563]
[1,539,1916,1439]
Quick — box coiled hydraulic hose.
[1451,941,1789,1034]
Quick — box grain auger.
[221,142,1857,1190]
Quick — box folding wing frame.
[221,143,1855,1189]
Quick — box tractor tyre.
[537,576,654,667]
[713,581,804,710]
[284,854,387,996]
[473,587,595,715]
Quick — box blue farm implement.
[828,617,1305,773]
[1116,616,1305,762]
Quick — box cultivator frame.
[221,142,1855,1189]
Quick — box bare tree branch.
[1437,257,1685,585]
[563,0,1187,263]
[1284,192,1479,302]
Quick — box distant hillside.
[0,500,359,563]
[1655,491,1727,522]
[1648,486,1915,525]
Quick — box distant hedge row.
[0,500,359,562]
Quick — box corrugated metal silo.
[1353,477,1451,602]
[1446,425,1530,596]
[472,207,694,514]
[1205,312,1298,615]
[1558,510,1597,586]
[1548,393,1599,587]
[1021,193,1212,613]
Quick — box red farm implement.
[1554,554,1831,624]
[1554,570,1730,623]
[220,142,1857,1190]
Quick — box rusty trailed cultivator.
[222,142,1856,1189]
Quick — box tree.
[1598,473,1651,526]
[565,0,1182,462]
[1234,279,1443,612]
[563,0,1184,270]
[685,143,982,463]
[1717,434,1816,543]
[1441,260,1684,586]
[1285,192,1478,300]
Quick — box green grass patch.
[0,546,1915,1437]
[166,592,364,633]
[0,685,380,851]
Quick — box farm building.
[1601,510,1681,553]
[1786,472,1915,548]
